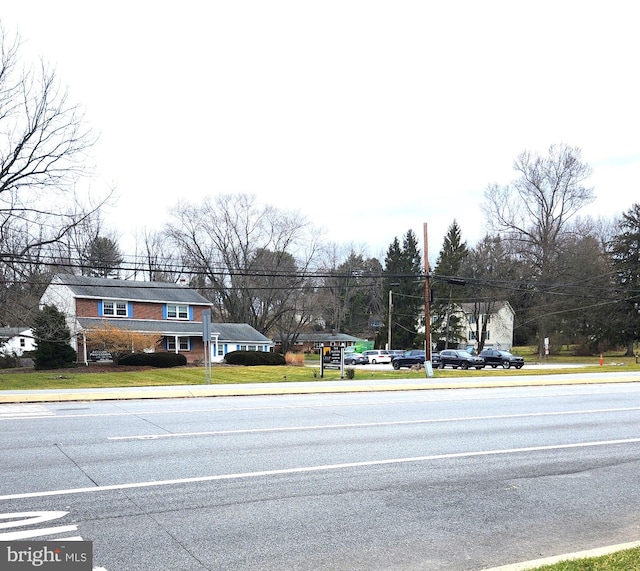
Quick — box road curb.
[483,539,640,570]
[0,375,638,403]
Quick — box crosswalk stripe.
[0,404,54,419]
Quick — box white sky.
[3,1,640,265]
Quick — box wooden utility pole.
[423,223,433,376]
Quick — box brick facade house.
[40,274,273,364]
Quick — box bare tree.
[0,25,105,323]
[132,228,182,282]
[316,245,384,339]
[164,193,323,336]
[482,144,595,354]
[1,26,97,249]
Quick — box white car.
[361,349,393,364]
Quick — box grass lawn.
[528,546,640,570]
[0,352,638,391]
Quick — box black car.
[478,348,524,369]
[437,349,485,370]
[391,349,426,370]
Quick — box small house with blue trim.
[40,274,274,364]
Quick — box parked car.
[89,350,112,362]
[479,348,524,369]
[344,352,368,365]
[392,349,426,370]
[362,349,393,364]
[437,349,485,369]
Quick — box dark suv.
[437,349,485,370]
[391,349,426,370]
[478,349,524,369]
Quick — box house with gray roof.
[40,274,273,364]
[273,332,366,355]
[0,327,36,356]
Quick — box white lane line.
[1,437,640,501]
[4,387,640,421]
[108,406,640,440]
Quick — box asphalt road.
[2,382,640,570]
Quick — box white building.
[460,301,516,350]
[0,327,36,356]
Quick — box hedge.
[224,350,286,366]
[118,352,188,368]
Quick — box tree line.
[1,24,639,357]
[432,145,639,357]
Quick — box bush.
[345,366,356,380]
[118,352,187,368]
[0,352,20,369]
[224,350,286,366]
[32,304,77,370]
[285,352,305,366]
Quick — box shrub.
[118,352,187,368]
[345,366,356,380]
[285,352,305,366]
[224,350,286,366]
[32,304,77,370]
[0,352,20,369]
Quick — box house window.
[103,301,128,317]
[167,304,189,320]
[19,338,25,348]
[167,337,190,351]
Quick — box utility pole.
[387,289,393,350]
[423,223,433,377]
[387,282,400,351]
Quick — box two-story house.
[460,301,516,350]
[40,274,274,364]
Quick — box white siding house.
[0,327,36,356]
[460,301,516,350]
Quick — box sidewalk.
[1,370,639,403]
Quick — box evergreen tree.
[432,221,468,349]
[462,234,522,352]
[32,305,77,369]
[382,230,424,349]
[85,236,123,278]
[608,203,640,355]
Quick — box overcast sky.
[3,1,639,264]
